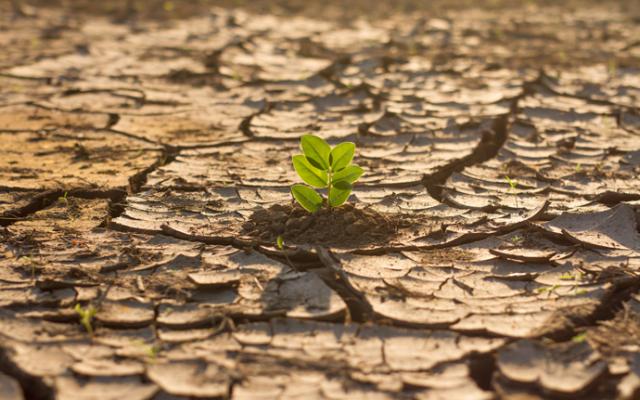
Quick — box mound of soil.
[242,203,398,246]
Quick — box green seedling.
[509,235,524,245]
[74,303,97,335]
[58,191,69,205]
[571,332,587,343]
[291,134,363,213]
[147,344,160,359]
[276,235,284,250]
[504,175,519,208]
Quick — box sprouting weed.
[147,345,160,359]
[509,235,524,245]
[291,134,363,213]
[276,235,284,250]
[59,191,69,205]
[74,303,97,335]
[571,332,587,343]
[504,175,520,208]
[575,163,582,173]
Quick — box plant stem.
[327,168,332,209]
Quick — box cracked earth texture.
[1,0,640,399]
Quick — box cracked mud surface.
[1,0,640,399]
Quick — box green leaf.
[333,181,352,191]
[330,142,355,171]
[329,185,352,207]
[332,165,363,185]
[291,184,323,213]
[292,155,328,188]
[301,135,331,171]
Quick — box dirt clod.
[243,203,398,246]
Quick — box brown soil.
[242,203,399,246]
[1,1,640,399]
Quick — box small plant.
[74,303,97,335]
[58,191,69,205]
[571,332,587,343]
[276,235,284,249]
[504,175,519,208]
[291,134,363,213]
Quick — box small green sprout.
[291,134,363,213]
[575,163,582,173]
[509,235,524,245]
[59,191,69,205]
[74,303,97,335]
[504,175,519,208]
[276,235,284,250]
[559,272,576,280]
[147,344,160,359]
[571,332,587,343]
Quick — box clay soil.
[1,0,640,399]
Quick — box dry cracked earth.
[1,1,640,399]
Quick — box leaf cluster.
[291,135,363,213]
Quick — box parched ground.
[1,0,640,399]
